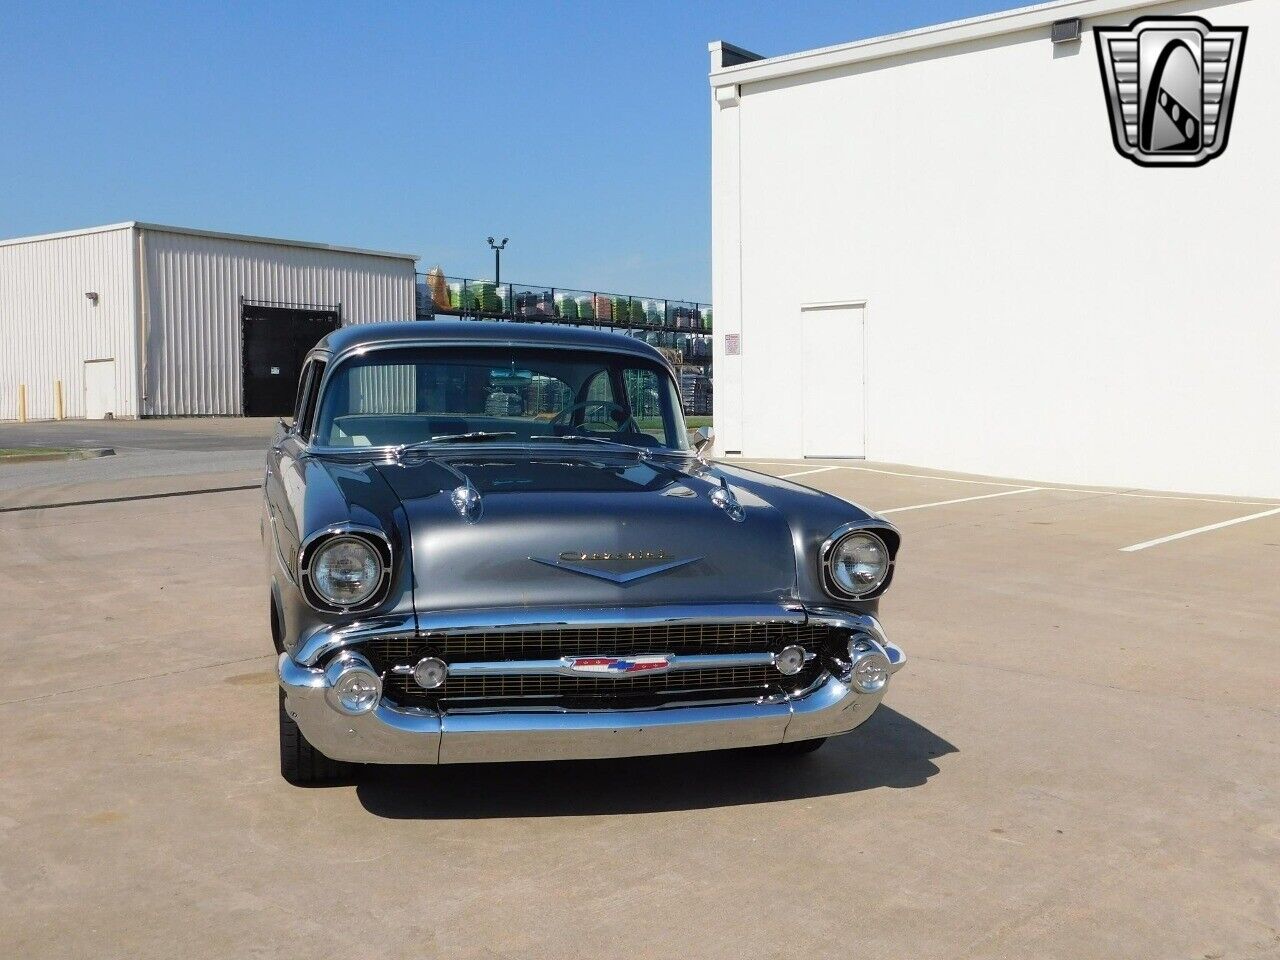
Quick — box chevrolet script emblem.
[1095,16,1247,167]
[531,550,701,584]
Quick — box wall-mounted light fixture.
[1051,18,1082,43]
[85,292,99,305]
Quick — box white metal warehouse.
[0,222,417,420]
[710,0,1278,498]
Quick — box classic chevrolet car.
[266,321,904,783]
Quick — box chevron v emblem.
[531,550,701,584]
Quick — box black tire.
[279,689,355,785]
[760,737,828,757]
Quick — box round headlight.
[827,531,890,598]
[310,536,383,608]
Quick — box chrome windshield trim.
[322,337,677,383]
[306,336,690,458]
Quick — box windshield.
[313,345,690,451]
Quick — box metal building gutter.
[0,222,138,249]
[708,0,1187,88]
[0,221,419,263]
[131,222,419,263]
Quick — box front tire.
[278,689,355,785]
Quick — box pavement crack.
[0,653,275,707]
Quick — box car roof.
[315,320,672,367]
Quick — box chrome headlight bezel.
[298,524,393,614]
[819,522,896,600]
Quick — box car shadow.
[354,706,955,819]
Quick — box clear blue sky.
[1,0,1022,302]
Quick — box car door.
[265,360,320,582]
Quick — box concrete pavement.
[2,457,1278,959]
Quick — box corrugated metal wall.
[142,229,415,416]
[0,226,137,420]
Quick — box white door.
[84,359,116,420]
[800,302,866,458]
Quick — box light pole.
[487,236,508,285]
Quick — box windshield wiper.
[528,434,661,460]
[395,432,517,457]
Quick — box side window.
[622,369,666,444]
[291,362,314,431]
[577,371,619,432]
[296,361,326,440]
[584,371,613,402]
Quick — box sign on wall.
[724,333,741,356]
[1095,16,1247,168]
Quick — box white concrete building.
[710,0,1278,498]
[0,222,416,420]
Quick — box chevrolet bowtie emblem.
[531,550,701,584]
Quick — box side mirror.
[277,417,294,435]
[693,425,715,455]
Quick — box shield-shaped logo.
[1095,16,1247,167]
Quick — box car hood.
[373,452,799,613]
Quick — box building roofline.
[709,0,1184,88]
[0,221,138,249]
[0,220,419,261]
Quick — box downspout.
[133,225,152,417]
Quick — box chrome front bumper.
[278,611,905,765]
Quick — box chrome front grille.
[385,665,777,703]
[359,621,839,708]
[367,621,834,663]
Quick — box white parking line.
[725,460,1277,507]
[1119,507,1280,553]
[879,487,1043,514]
[777,466,843,479]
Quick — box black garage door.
[241,302,341,416]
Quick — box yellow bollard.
[55,379,64,420]
[17,383,27,423]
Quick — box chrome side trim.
[265,500,296,585]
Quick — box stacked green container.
[609,296,627,325]
[556,294,579,320]
[577,295,595,320]
[472,282,506,314]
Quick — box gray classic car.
[266,321,904,783]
